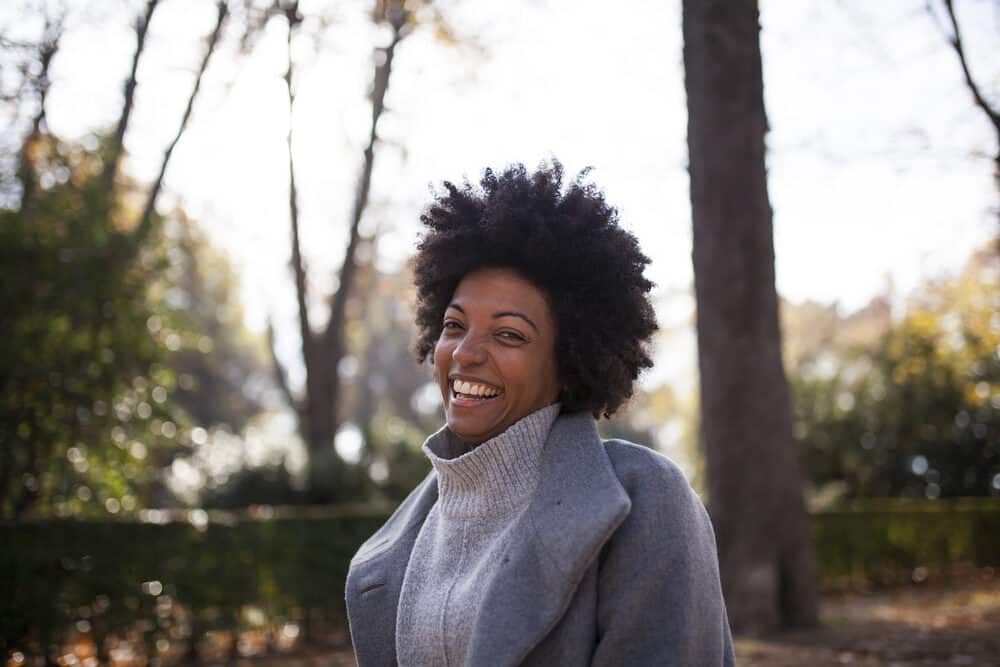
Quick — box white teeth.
[451,379,499,398]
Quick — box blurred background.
[1,0,998,665]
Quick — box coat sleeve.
[591,445,735,667]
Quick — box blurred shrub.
[0,134,180,519]
[1,508,390,659]
[787,245,999,499]
[0,132,268,520]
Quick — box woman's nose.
[452,332,487,365]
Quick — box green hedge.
[1,507,391,658]
[4,499,1000,657]
[812,497,1000,587]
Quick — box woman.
[346,162,735,666]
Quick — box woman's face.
[433,267,560,445]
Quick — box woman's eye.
[497,331,526,343]
[442,321,463,332]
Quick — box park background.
[2,0,999,665]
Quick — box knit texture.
[395,403,561,666]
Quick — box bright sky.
[6,0,998,394]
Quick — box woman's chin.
[447,422,491,445]
[446,410,505,445]
[446,399,558,444]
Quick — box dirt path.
[737,575,1000,667]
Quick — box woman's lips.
[450,391,501,407]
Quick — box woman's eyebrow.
[494,311,538,333]
[446,303,539,333]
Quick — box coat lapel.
[345,473,438,666]
[465,412,632,665]
[345,412,632,667]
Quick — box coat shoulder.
[602,440,692,498]
[601,439,710,537]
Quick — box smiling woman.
[435,268,561,444]
[345,161,735,666]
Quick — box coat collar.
[345,412,632,666]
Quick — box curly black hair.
[412,161,658,418]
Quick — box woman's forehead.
[450,268,552,318]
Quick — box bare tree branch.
[101,0,161,195]
[17,15,62,218]
[322,8,406,355]
[267,317,301,417]
[282,1,316,398]
[931,0,1000,215]
[938,0,1000,135]
[0,35,41,50]
[134,0,228,245]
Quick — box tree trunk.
[279,3,339,501]
[314,10,405,456]
[275,3,408,502]
[682,0,818,633]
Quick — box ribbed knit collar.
[422,403,561,518]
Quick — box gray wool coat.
[345,412,736,666]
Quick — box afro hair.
[412,161,658,418]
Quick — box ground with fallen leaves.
[240,572,1000,667]
[17,572,998,666]
[736,573,1000,667]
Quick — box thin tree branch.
[17,16,62,218]
[935,0,1000,219]
[101,0,161,195]
[283,2,315,387]
[267,317,301,417]
[134,0,228,245]
[939,0,1000,135]
[322,10,406,356]
[0,35,40,50]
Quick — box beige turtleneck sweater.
[395,403,561,666]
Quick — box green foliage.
[0,133,186,518]
[162,213,267,432]
[789,247,1000,499]
[0,132,268,519]
[0,510,390,658]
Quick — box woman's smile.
[449,376,503,408]
[450,377,502,400]
[433,267,560,445]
